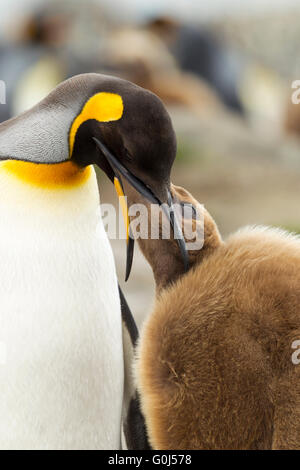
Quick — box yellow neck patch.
[69,92,124,156]
[0,160,92,189]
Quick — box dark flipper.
[123,392,151,450]
[118,285,138,347]
[118,284,151,450]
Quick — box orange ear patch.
[69,92,124,156]
[0,160,92,189]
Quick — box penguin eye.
[124,148,133,163]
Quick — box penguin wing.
[118,286,151,450]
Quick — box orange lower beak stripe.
[114,176,129,242]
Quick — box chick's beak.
[93,137,189,281]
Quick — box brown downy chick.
[128,184,300,450]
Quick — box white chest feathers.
[0,167,123,449]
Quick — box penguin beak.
[93,137,189,281]
[112,173,135,282]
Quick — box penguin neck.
[0,160,92,189]
[0,161,101,226]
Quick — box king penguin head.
[0,73,188,278]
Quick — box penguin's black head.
[70,75,177,203]
[0,73,188,279]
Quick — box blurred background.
[0,0,299,325]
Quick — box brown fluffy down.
[136,225,300,449]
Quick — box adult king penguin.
[0,73,183,450]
